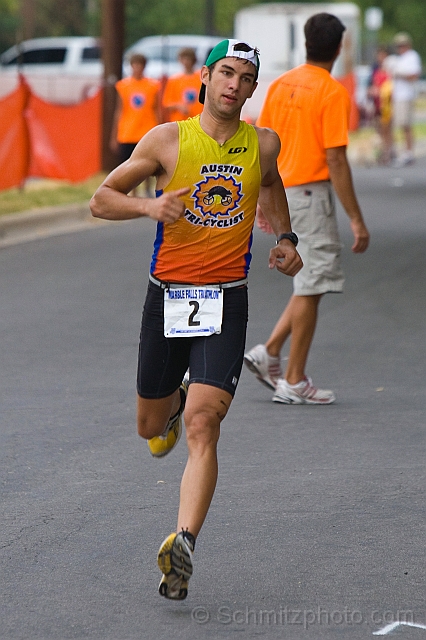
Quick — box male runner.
[90,39,302,600]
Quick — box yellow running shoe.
[147,375,188,458]
[157,531,194,600]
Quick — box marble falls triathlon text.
[167,289,220,300]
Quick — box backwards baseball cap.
[199,39,260,104]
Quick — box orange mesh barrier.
[26,90,101,181]
[0,77,30,190]
[0,77,101,191]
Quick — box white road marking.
[373,621,426,635]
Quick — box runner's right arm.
[90,124,189,223]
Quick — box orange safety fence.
[0,77,30,190]
[0,75,101,192]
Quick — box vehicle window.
[82,46,101,62]
[4,47,67,65]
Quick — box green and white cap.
[199,39,260,104]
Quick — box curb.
[0,201,109,249]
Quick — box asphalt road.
[1,159,425,640]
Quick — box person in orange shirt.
[161,47,203,122]
[110,53,161,195]
[244,12,370,404]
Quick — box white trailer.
[234,2,361,121]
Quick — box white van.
[0,36,102,103]
[124,35,222,78]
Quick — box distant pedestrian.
[161,47,203,122]
[368,46,393,164]
[389,33,422,167]
[110,53,161,195]
[244,12,370,405]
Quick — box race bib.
[164,285,223,337]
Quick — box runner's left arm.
[90,124,189,223]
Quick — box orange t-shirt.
[115,76,160,143]
[257,64,350,187]
[162,71,203,121]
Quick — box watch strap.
[276,232,298,247]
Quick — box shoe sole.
[243,356,276,390]
[158,533,193,600]
[272,394,335,405]
[158,573,188,600]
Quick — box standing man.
[390,32,422,167]
[161,47,203,122]
[368,46,393,165]
[110,53,161,196]
[244,13,370,404]
[91,40,302,600]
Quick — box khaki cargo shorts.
[286,180,344,296]
[393,99,415,128]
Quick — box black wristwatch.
[276,232,299,247]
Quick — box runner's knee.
[137,413,162,439]
[136,396,176,439]
[184,408,222,451]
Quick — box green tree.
[2,0,425,65]
[125,0,205,46]
[122,0,426,63]
[347,0,426,62]
[0,0,20,53]
[0,0,96,54]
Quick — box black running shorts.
[137,281,248,398]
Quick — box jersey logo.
[183,89,197,104]
[192,175,242,219]
[228,147,247,154]
[131,93,146,108]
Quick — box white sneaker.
[244,344,282,390]
[393,152,415,168]
[273,376,335,405]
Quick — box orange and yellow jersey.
[115,76,160,143]
[151,116,261,285]
[162,70,203,121]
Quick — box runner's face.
[202,58,257,115]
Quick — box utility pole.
[205,0,215,36]
[21,0,36,41]
[101,0,125,171]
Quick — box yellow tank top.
[151,116,261,284]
